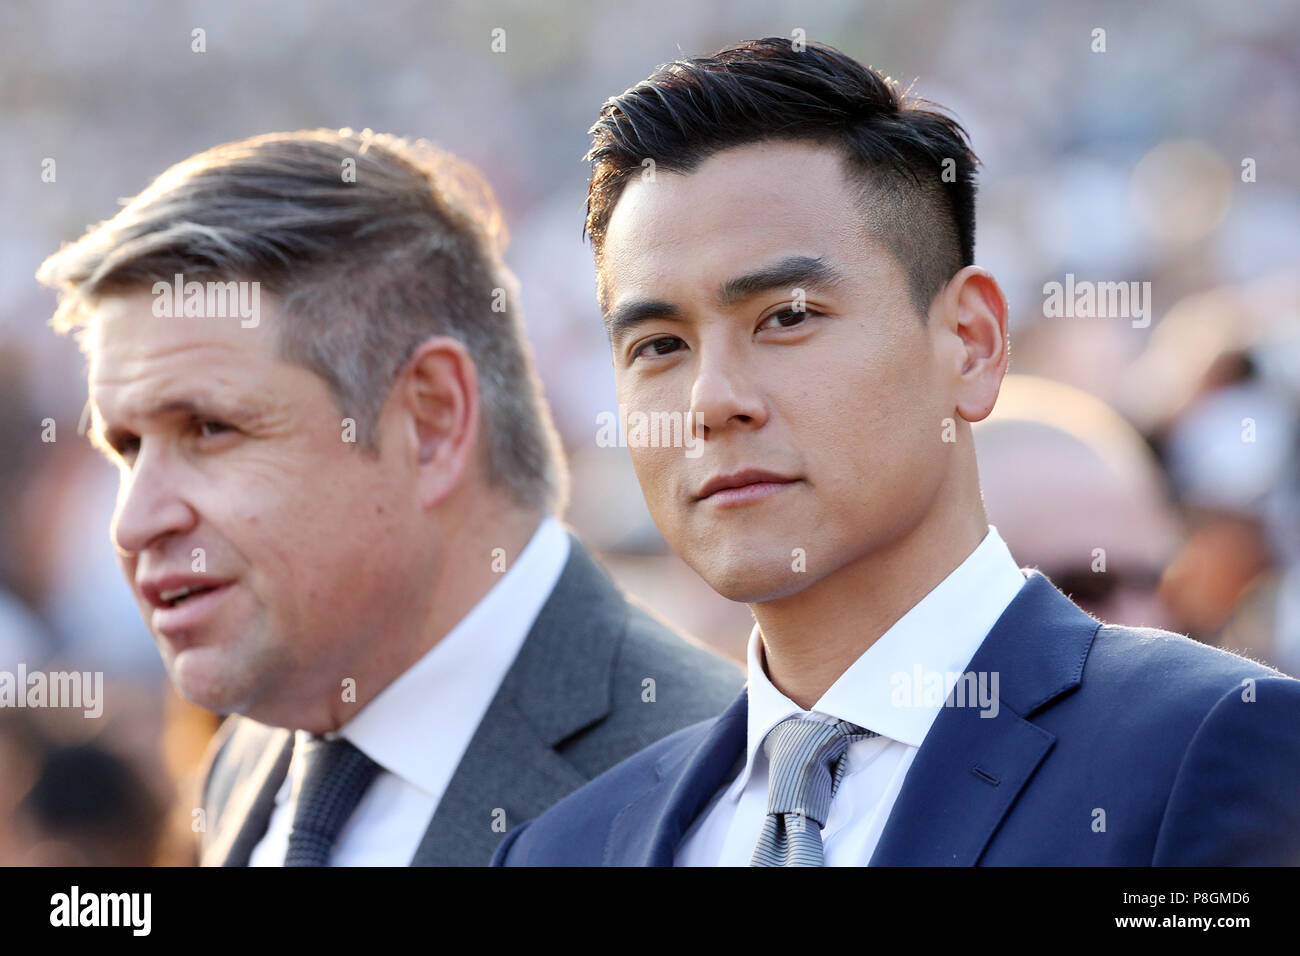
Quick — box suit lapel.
[869,572,1101,865]
[603,689,749,866]
[867,697,1056,865]
[202,727,293,867]
[410,696,590,865]
[410,534,625,865]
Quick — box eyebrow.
[605,299,683,345]
[605,255,845,345]
[85,395,261,452]
[717,255,845,306]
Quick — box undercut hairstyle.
[37,128,566,514]
[584,37,981,318]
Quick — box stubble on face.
[89,291,424,727]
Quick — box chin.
[696,558,815,604]
[173,682,246,716]
[169,650,257,716]
[174,680,250,717]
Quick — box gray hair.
[36,127,567,514]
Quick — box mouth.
[696,469,800,506]
[147,581,236,638]
[142,575,236,610]
[159,584,219,607]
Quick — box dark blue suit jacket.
[492,571,1300,865]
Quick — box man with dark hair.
[494,38,1300,866]
[37,128,742,866]
[583,37,977,323]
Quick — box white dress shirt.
[675,525,1026,866]
[249,517,571,866]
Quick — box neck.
[316,494,545,732]
[752,474,987,711]
[420,500,546,659]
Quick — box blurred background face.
[87,291,428,725]
[972,376,1183,629]
[983,440,1173,626]
[601,141,960,603]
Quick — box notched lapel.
[603,690,749,866]
[411,697,589,866]
[869,703,1056,865]
[870,572,1101,866]
[201,726,293,867]
[411,536,623,865]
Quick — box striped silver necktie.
[749,716,877,867]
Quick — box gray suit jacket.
[197,533,744,866]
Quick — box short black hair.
[584,37,981,318]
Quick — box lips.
[150,581,235,638]
[160,584,207,604]
[141,575,236,610]
[696,469,799,501]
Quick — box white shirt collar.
[305,517,571,802]
[730,524,1026,800]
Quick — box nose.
[110,440,199,557]
[689,338,768,440]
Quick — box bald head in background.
[974,375,1182,630]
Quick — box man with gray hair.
[36,127,741,866]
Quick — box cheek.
[210,449,389,581]
[627,444,679,517]
[617,374,675,494]
[801,344,943,499]
[221,469,319,551]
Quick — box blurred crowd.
[1,0,1296,865]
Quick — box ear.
[934,265,1009,424]
[393,336,480,508]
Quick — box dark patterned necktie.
[749,716,878,867]
[283,735,382,867]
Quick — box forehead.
[87,289,280,415]
[601,140,875,299]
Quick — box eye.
[757,307,815,331]
[196,419,233,438]
[631,335,685,360]
[110,433,140,460]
